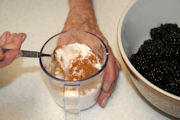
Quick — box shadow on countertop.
[0,57,40,88]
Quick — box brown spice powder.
[68,54,99,81]
[53,45,100,81]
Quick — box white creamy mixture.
[53,43,103,110]
[54,43,101,80]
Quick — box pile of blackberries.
[130,23,180,96]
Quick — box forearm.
[63,0,98,31]
[63,0,108,45]
[69,0,94,17]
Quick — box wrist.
[63,0,97,31]
[69,0,93,12]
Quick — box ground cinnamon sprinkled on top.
[52,43,101,81]
[68,54,99,80]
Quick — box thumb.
[0,49,21,68]
[0,48,4,60]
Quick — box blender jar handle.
[63,84,80,120]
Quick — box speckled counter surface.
[0,0,173,120]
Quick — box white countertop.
[0,0,174,120]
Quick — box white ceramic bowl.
[117,0,180,118]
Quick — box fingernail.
[21,34,26,41]
[101,98,107,108]
[22,35,26,40]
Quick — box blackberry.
[150,23,179,40]
[130,23,180,96]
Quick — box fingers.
[98,79,117,107]
[0,48,4,60]
[102,52,116,92]
[3,33,26,49]
[0,49,21,68]
[0,32,10,46]
[98,51,121,107]
[0,31,27,68]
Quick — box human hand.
[95,32,120,107]
[59,28,121,107]
[80,29,121,107]
[0,32,26,68]
[61,0,121,107]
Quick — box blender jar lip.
[39,31,109,83]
